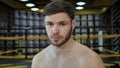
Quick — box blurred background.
[0,0,120,68]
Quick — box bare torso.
[41,44,83,68]
[32,42,105,68]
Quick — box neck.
[51,37,75,55]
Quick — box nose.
[52,25,59,34]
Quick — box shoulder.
[31,49,45,68]
[31,46,51,68]
[77,43,101,60]
[76,44,105,68]
[33,45,51,57]
[75,43,98,55]
[32,45,52,62]
[32,50,45,61]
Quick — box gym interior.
[0,0,120,68]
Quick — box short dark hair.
[42,1,75,20]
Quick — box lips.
[51,36,61,41]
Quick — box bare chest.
[41,55,81,68]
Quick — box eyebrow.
[45,21,52,23]
[59,21,67,23]
[45,20,68,24]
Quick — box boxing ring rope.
[0,34,120,40]
[0,34,120,58]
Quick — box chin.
[52,43,61,47]
[52,41,66,47]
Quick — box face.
[45,12,75,47]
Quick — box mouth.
[51,36,61,42]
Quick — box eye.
[46,22,54,26]
[59,22,67,26]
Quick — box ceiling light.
[76,2,86,5]
[76,6,84,10]
[26,3,35,7]
[31,7,39,11]
[20,0,29,2]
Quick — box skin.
[31,12,105,68]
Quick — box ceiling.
[0,0,117,14]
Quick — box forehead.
[44,12,71,22]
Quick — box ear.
[72,19,76,30]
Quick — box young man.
[31,1,105,68]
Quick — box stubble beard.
[49,26,72,47]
